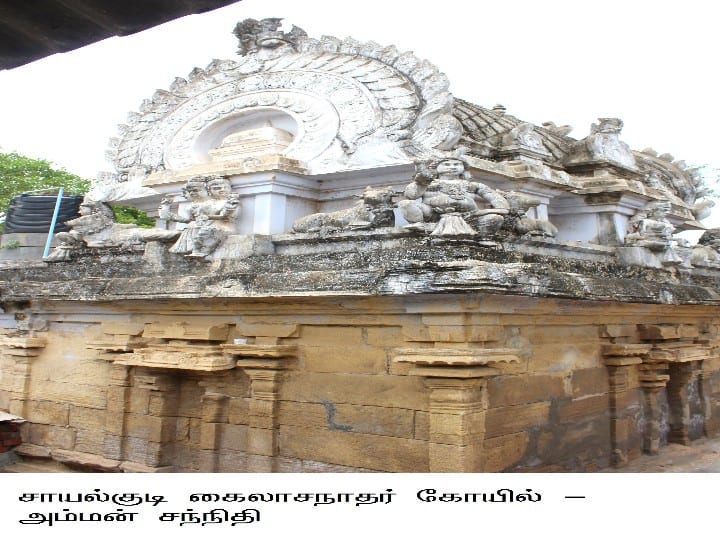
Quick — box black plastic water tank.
[4,194,84,233]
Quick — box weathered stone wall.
[2,294,718,472]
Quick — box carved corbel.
[393,347,521,472]
[114,323,236,371]
[86,322,147,362]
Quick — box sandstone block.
[467,325,505,343]
[199,422,222,450]
[300,326,363,346]
[237,323,299,338]
[220,424,248,453]
[530,341,599,373]
[301,345,387,374]
[488,374,565,408]
[421,314,466,326]
[125,413,176,443]
[102,434,123,460]
[100,322,145,336]
[279,425,428,472]
[148,392,179,416]
[557,395,608,423]
[485,402,551,438]
[428,441,482,472]
[245,452,273,472]
[281,372,427,410]
[572,367,610,396]
[428,410,486,445]
[414,411,430,440]
[228,397,250,425]
[427,326,465,342]
[402,321,432,342]
[217,449,250,473]
[73,429,105,456]
[129,389,151,414]
[247,427,275,456]
[69,405,105,430]
[27,424,75,450]
[33,380,107,409]
[600,325,636,338]
[25,400,69,426]
[365,326,404,347]
[483,432,529,472]
[638,324,680,340]
[277,401,416,439]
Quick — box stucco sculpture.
[565,117,637,170]
[3,16,720,476]
[159,175,239,259]
[292,186,395,234]
[44,198,178,262]
[399,157,509,236]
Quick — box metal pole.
[42,187,64,258]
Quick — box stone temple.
[1,18,719,472]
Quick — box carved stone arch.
[99,22,462,201]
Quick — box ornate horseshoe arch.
[96,18,463,201]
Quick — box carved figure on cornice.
[692,198,716,221]
[233,18,307,60]
[565,117,637,170]
[541,121,573,137]
[159,176,239,259]
[399,157,509,236]
[292,186,395,234]
[44,199,179,262]
[625,201,683,264]
[502,124,548,153]
[501,192,558,239]
[498,123,552,161]
[691,229,720,268]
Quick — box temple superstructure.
[1,18,719,473]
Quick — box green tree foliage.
[0,151,155,229]
[112,205,155,228]
[0,151,90,219]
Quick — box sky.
[0,0,717,209]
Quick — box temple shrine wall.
[2,294,718,472]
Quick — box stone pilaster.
[394,347,521,472]
[638,364,669,455]
[666,362,696,445]
[1,334,47,418]
[223,343,297,472]
[601,344,651,467]
[131,371,179,469]
[103,364,131,461]
[198,387,229,472]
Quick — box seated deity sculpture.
[398,157,509,236]
[625,201,684,265]
[159,175,239,259]
[292,186,395,234]
[44,198,179,262]
[625,201,675,250]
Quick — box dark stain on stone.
[321,399,353,432]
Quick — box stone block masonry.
[1,288,718,472]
